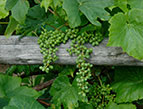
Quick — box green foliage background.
[1,0,143,109]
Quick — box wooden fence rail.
[0,36,143,66]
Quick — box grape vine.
[88,83,115,109]
[1,0,143,108]
[38,28,103,100]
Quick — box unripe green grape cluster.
[67,32,103,101]
[38,29,63,73]
[38,29,78,73]
[67,33,93,100]
[89,32,103,46]
[38,28,103,100]
[88,83,115,109]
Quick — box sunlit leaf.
[108,9,143,60]
[114,0,128,12]
[4,16,18,38]
[11,0,30,23]
[63,0,81,28]
[0,0,9,19]
[40,0,53,12]
[128,0,143,9]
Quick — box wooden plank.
[0,36,143,66]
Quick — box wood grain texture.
[0,36,143,66]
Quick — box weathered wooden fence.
[0,36,143,66]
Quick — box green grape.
[38,29,72,73]
[67,32,103,101]
[38,28,104,102]
[88,83,115,109]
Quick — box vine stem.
[32,31,38,37]
[48,8,66,23]
[45,23,63,32]
[37,99,51,106]
[35,0,68,31]
[97,75,103,86]
[48,8,60,18]
[0,22,9,25]
[36,0,66,23]
[107,72,112,82]
[57,23,69,30]
[33,78,55,91]
[102,96,105,106]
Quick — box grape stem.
[36,0,66,24]
[0,22,9,25]
[97,75,103,86]
[33,78,55,91]
[37,99,51,106]
[57,23,69,30]
[45,23,63,32]
[107,72,112,82]
[32,31,38,37]
[48,8,65,22]
[102,96,104,106]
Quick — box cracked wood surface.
[0,36,143,66]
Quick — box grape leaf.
[11,0,30,23]
[114,0,143,11]
[59,66,76,77]
[0,74,41,108]
[0,97,9,109]
[106,102,136,109]
[112,67,143,103]
[128,0,143,9]
[0,74,21,98]
[3,96,45,109]
[3,106,18,109]
[0,74,40,99]
[5,65,17,75]
[5,0,18,10]
[16,5,47,36]
[50,75,80,109]
[114,0,128,12]
[53,0,62,8]
[108,9,143,60]
[27,5,46,19]
[77,0,113,25]
[40,0,53,12]
[0,0,9,19]
[7,86,40,99]
[63,0,81,28]
[5,16,18,37]
[113,0,143,10]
